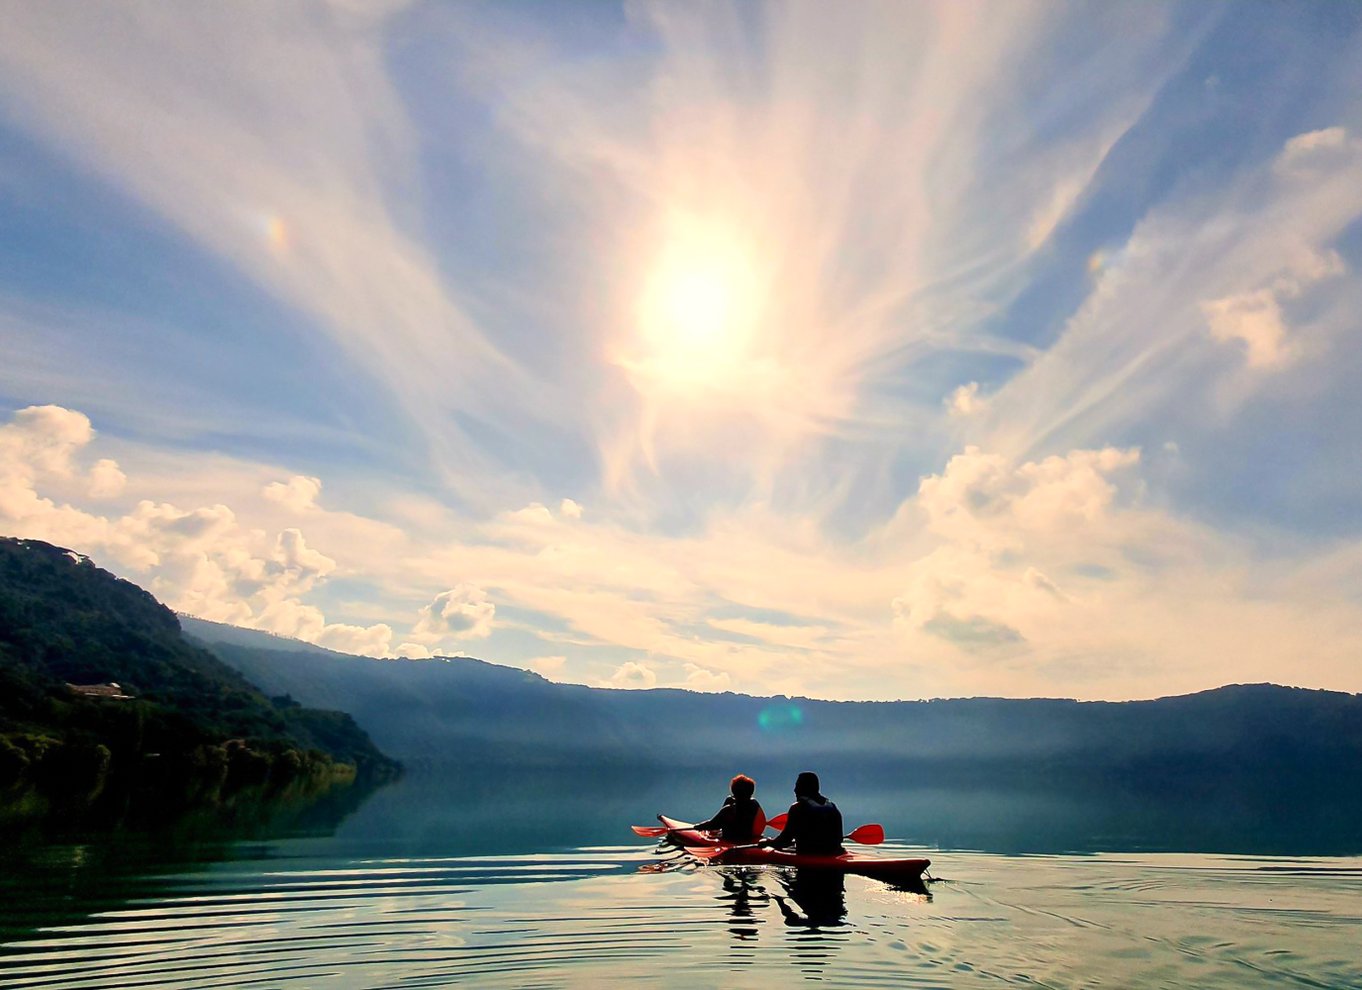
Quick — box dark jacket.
[694,796,766,842]
[767,794,844,855]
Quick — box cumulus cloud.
[917,444,1141,546]
[1201,291,1294,368]
[558,498,583,520]
[1,404,93,475]
[411,584,495,642]
[607,661,657,689]
[893,444,1150,662]
[87,458,126,498]
[505,503,555,526]
[946,382,985,417]
[0,405,119,520]
[683,663,731,692]
[262,475,321,512]
[316,622,393,657]
[0,405,391,657]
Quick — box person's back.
[763,771,845,856]
[693,774,766,842]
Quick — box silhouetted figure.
[761,770,845,855]
[693,773,767,841]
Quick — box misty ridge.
[183,616,1362,788]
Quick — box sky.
[2,1,1361,702]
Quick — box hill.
[182,616,1362,788]
[0,537,399,819]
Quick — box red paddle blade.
[766,813,787,832]
[847,823,884,845]
[632,825,671,837]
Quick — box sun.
[629,217,763,394]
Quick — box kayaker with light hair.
[760,771,845,855]
[692,774,767,842]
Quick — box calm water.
[3,770,1361,988]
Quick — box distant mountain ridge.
[181,616,1362,784]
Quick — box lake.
[3,768,1360,988]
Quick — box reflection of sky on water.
[325,764,1362,860]
[4,841,1360,989]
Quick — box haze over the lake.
[2,2,1360,703]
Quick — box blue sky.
[2,1,1361,700]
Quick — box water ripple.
[2,847,1360,988]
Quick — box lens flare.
[757,703,804,732]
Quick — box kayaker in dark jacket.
[693,774,767,842]
[761,771,845,855]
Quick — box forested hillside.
[0,538,398,820]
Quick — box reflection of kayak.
[696,845,931,883]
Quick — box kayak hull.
[657,814,769,848]
[657,814,727,848]
[699,845,931,882]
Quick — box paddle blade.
[847,823,885,845]
[632,825,671,837]
[766,813,787,832]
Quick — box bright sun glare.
[631,218,762,393]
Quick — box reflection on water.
[2,766,1361,987]
[3,842,1359,989]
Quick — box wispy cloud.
[3,4,1362,700]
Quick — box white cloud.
[1201,290,1293,369]
[2,404,93,474]
[1274,126,1352,176]
[558,498,583,520]
[607,661,657,689]
[316,622,393,657]
[87,458,126,498]
[394,642,433,659]
[505,502,555,526]
[411,584,495,642]
[946,382,985,417]
[262,475,322,512]
[0,4,540,507]
[683,663,731,692]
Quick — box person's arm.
[692,803,732,833]
[762,803,799,848]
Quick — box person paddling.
[760,770,845,855]
[692,774,767,842]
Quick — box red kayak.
[654,814,763,847]
[696,844,931,883]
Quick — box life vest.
[723,797,765,841]
[793,795,844,854]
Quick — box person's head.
[794,770,820,798]
[730,774,756,800]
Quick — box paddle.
[686,823,886,859]
[632,812,789,838]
